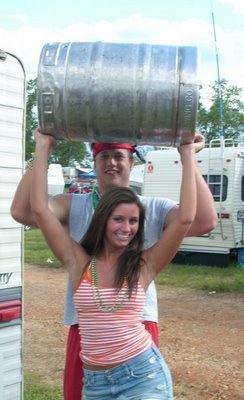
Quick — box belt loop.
[124,363,132,377]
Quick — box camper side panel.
[231,149,244,247]
[0,52,24,400]
[182,147,237,252]
[143,147,243,258]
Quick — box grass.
[24,229,61,267]
[24,373,62,400]
[155,262,244,294]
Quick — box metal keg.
[37,41,199,146]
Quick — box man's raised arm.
[11,129,71,229]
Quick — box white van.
[0,50,25,399]
[143,139,244,266]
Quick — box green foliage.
[24,373,62,400]
[25,79,38,160]
[50,139,87,166]
[198,79,244,143]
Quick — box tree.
[51,140,89,166]
[25,79,87,165]
[198,79,244,144]
[25,79,38,160]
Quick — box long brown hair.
[81,187,145,295]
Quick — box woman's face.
[105,203,140,249]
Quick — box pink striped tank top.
[73,266,152,366]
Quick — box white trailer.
[48,163,65,196]
[62,166,77,185]
[0,50,25,399]
[142,139,244,266]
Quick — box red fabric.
[92,143,135,158]
[63,321,159,400]
[63,325,83,400]
[143,321,159,347]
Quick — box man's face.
[94,148,134,193]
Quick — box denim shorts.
[82,344,174,399]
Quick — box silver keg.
[37,41,199,146]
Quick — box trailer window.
[203,175,228,202]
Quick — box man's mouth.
[105,169,119,175]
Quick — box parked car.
[69,181,93,194]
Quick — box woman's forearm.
[179,145,197,226]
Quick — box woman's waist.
[83,361,122,371]
[80,330,152,367]
[83,343,159,373]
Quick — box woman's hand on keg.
[33,128,58,155]
[192,131,205,153]
[177,142,195,159]
[177,130,205,156]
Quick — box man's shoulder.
[50,191,92,207]
[70,192,93,205]
[138,194,177,214]
[138,194,169,205]
[49,192,72,209]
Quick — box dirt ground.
[24,263,244,399]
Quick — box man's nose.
[107,156,117,165]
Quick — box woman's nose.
[121,221,130,231]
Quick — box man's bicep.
[163,205,179,231]
[48,194,71,227]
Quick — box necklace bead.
[92,185,101,210]
[91,256,128,312]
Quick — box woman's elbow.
[178,215,196,234]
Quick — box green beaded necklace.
[92,185,100,210]
[91,256,129,312]
[91,186,129,312]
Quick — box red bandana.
[92,143,135,158]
